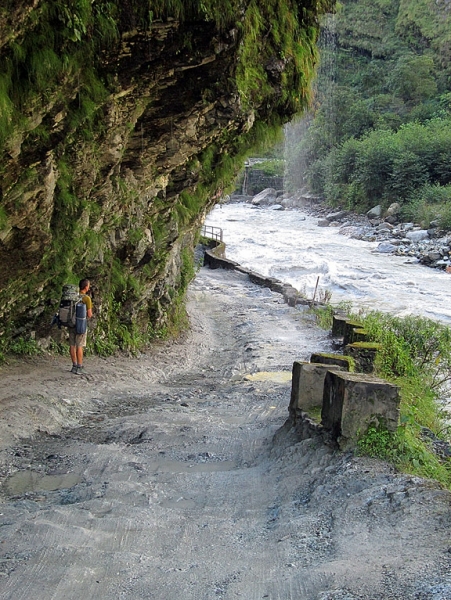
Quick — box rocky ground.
[0,266,451,599]
[310,204,451,271]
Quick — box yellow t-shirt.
[81,294,92,311]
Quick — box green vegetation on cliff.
[0,0,332,357]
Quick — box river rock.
[385,202,401,217]
[376,222,394,232]
[251,188,277,206]
[326,210,348,221]
[406,230,429,242]
[317,218,330,227]
[367,205,382,218]
[375,242,397,253]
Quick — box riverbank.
[231,189,451,271]
[1,266,451,599]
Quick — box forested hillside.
[287,0,451,228]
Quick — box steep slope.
[0,0,331,354]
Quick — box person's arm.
[83,295,93,318]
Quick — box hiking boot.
[70,365,78,374]
[75,366,86,375]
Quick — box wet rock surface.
[0,267,450,599]
[234,191,451,271]
[304,201,451,271]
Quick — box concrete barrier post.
[289,361,344,421]
[321,371,400,450]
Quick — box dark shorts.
[68,328,87,348]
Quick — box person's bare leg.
[70,346,77,364]
[76,346,84,366]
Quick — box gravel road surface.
[0,267,450,599]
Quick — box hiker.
[69,279,93,374]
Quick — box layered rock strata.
[0,1,330,350]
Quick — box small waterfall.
[283,12,337,194]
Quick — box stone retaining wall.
[203,239,310,307]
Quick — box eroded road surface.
[0,267,450,599]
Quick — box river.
[205,201,451,325]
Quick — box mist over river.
[205,202,451,325]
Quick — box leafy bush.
[401,183,451,228]
[9,337,41,356]
[252,159,285,177]
[318,119,451,210]
[363,312,451,389]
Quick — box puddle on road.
[5,471,82,495]
[244,371,292,383]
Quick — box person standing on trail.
[69,279,93,375]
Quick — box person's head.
[79,278,90,293]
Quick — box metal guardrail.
[201,225,223,243]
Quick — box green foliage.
[235,0,323,111]
[388,54,437,104]
[401,183,451,228]
[9,337,42,357]
[292,0,451,221]
[357,424,398,461]
[357,421,451,488]
[252,159,285,177]
[311,303,334,329]
[315,119,451,211]
[179,247,196,291]
[344,309,451,487]
[363,311,451,389]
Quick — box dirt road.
[0,267,450,599]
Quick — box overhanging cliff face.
[0,0,331,353]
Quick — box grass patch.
[348,309,451,488]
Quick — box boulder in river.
[375,242,397,253]
[385,202,401,217]
[326,210,348,221]
[251,188,278,206]
[366,205,382,218]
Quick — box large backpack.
[57,284,87,333]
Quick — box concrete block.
[331,315,348,338]
[310,352,353,371]
[343,320,364,346]
[289,361,344,418]
[344,342,382,374]
[321,370,400,450]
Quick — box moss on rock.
[0,0,333,354]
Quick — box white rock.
[406,230,429,242]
